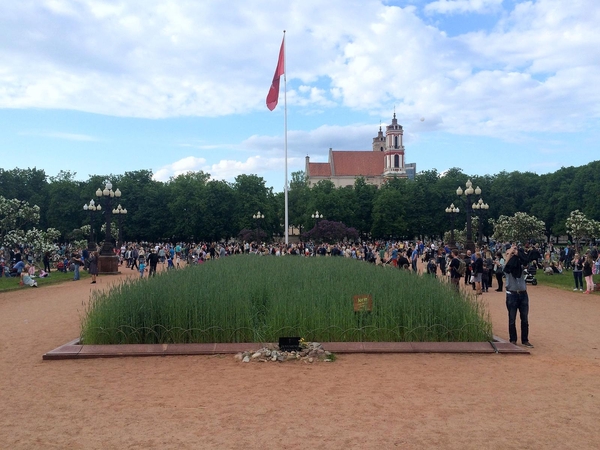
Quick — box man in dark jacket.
[147,250,159,277]
[504,245,534,348]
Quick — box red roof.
[308,162,331,177]
[331,151,384,176]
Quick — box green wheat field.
[81,256,492,345]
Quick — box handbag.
[469,275,475,283]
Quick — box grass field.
[535,269,600,292]
[0,269,90,293]
[81,256,493,345]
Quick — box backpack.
[457,259,466,276]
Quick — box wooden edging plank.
[43,335,529,360]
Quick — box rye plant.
[81,256,492,345]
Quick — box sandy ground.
[1,262,599,450]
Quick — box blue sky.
[1,0,599,191]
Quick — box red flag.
[266,36,285,111]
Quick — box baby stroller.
[523,263,538,285]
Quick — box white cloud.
[153,156,207,181]
[155,122,393,183]
[424,0,503,15]
[18,131,98,141]
[153,154,304,183]
[242,123,381,160]
[1,0,599,141]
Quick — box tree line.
[0,160,599,243]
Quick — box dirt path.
[1,263,599,449]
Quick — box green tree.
[371,178,408,239]
[166,171,211,240]
[288,171,311,235]
[46,170,84,237]
[233,174,275,236]
[352,177,377,237]
[200,180,237,241]
[115,170,169,242]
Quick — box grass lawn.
[0,270,90,293]
[535,269,600,292]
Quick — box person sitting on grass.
[13,260,26,275]
[20,265,38,287]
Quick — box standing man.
[449,249,462,291]
[410,246,419,272]
[503,244,534,348]
[464,250,474,289]
[147,249,159,277]
[71,252,83,281]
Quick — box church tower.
[372,124,385,152]
[383,113,406,178]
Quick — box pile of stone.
[235,342,333,363]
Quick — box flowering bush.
[0,195,61,260]
[491,212,545,244]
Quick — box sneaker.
[580,288,583,291]
[574,288,578,291]
[510,341,517,345]
[522,342,534,348]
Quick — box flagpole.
[283,30,289,246]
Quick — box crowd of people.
[4,237,599,351]
[2,239,599,295]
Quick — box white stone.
[251,352,262,359]
[242,356,250,363]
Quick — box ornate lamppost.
[83,199,100,252]
[112,204,128,249]
[311,210,323,240]
[472,198,490,248]
[253,211,264,243]
[95,181,122,274]
[445,203,460,250]
[456,180,481,253]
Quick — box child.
[167,256,174,270]
[139,261,146,278]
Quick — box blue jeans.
[573,271,583,289]
[506,290,529,343]
[74,264,80,281]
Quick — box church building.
[305,114,416,187]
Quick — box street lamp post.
[112,204,128,249]
[83,199,100,252]
[252,211,264,243]
[95,181,122,274]
[456,180,481,253]
[445,203,460,250]
[311,210,323,239]
[472,198,490,248]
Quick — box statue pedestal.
[98,254,120,274]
